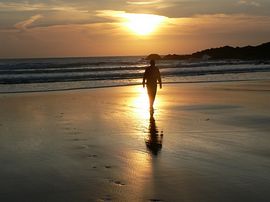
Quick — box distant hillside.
[192,42,270,60]
[146,42,270,60]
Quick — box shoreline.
[1,78,269,94]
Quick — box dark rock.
[146,54,162,60]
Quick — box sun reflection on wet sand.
[120,86,166,199]
[131,86,149,119]
[128,85,165,156]
[125,149,153,199]
[131,86,163,119]
[127,85,165,148]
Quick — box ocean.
[0,56,270,93]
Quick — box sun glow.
[120,13,166,35]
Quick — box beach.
[0,80,270,202]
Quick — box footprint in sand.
[99,194,113,201]
[61,125,83,136]
[70,138,88,141]
[88,154,98,158]
[67,131,83,136]
[107,179,125,186]
[72,138,83,141]
[73,145,89,150]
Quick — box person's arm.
[158,68,162,89]
[143,69,147,88]
[143,68,149,88]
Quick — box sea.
[0,56,270,93]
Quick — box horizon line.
[1,41,268,60]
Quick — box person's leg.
[147,85,153,109]
[147,84,157,110]
[151,86,157,108]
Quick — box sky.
[0,0,270,58]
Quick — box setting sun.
[120,13,166,35]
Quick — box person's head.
[150,60,155,67]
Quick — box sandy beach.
[0,81,270,202]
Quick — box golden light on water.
[119,13,166,35]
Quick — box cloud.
[14,15,43,31]
[164,13,270,50]
[96,10,125,17]
[96,10,168,28]
[1,1,270,58]
[0,2,114,30]
[1,0,270,32]
[0,1,88,12]
[1,12,270,58]
[238,0,260,7]
[96,9,167,19]
[0,2,47,11]
[126,0,163,5]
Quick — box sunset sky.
[0,0,270,58]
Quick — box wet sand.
[0,81,270,202]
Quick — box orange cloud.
[238,0,260,7]
[14,15,43,31]
[1,13,270,58]
[126,0,163,5]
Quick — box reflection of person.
[143,60,162,114]
[145,116,163,155]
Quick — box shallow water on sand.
[0,81,269,201]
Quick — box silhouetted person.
[143,60,162,115]
[145,116,163,155]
